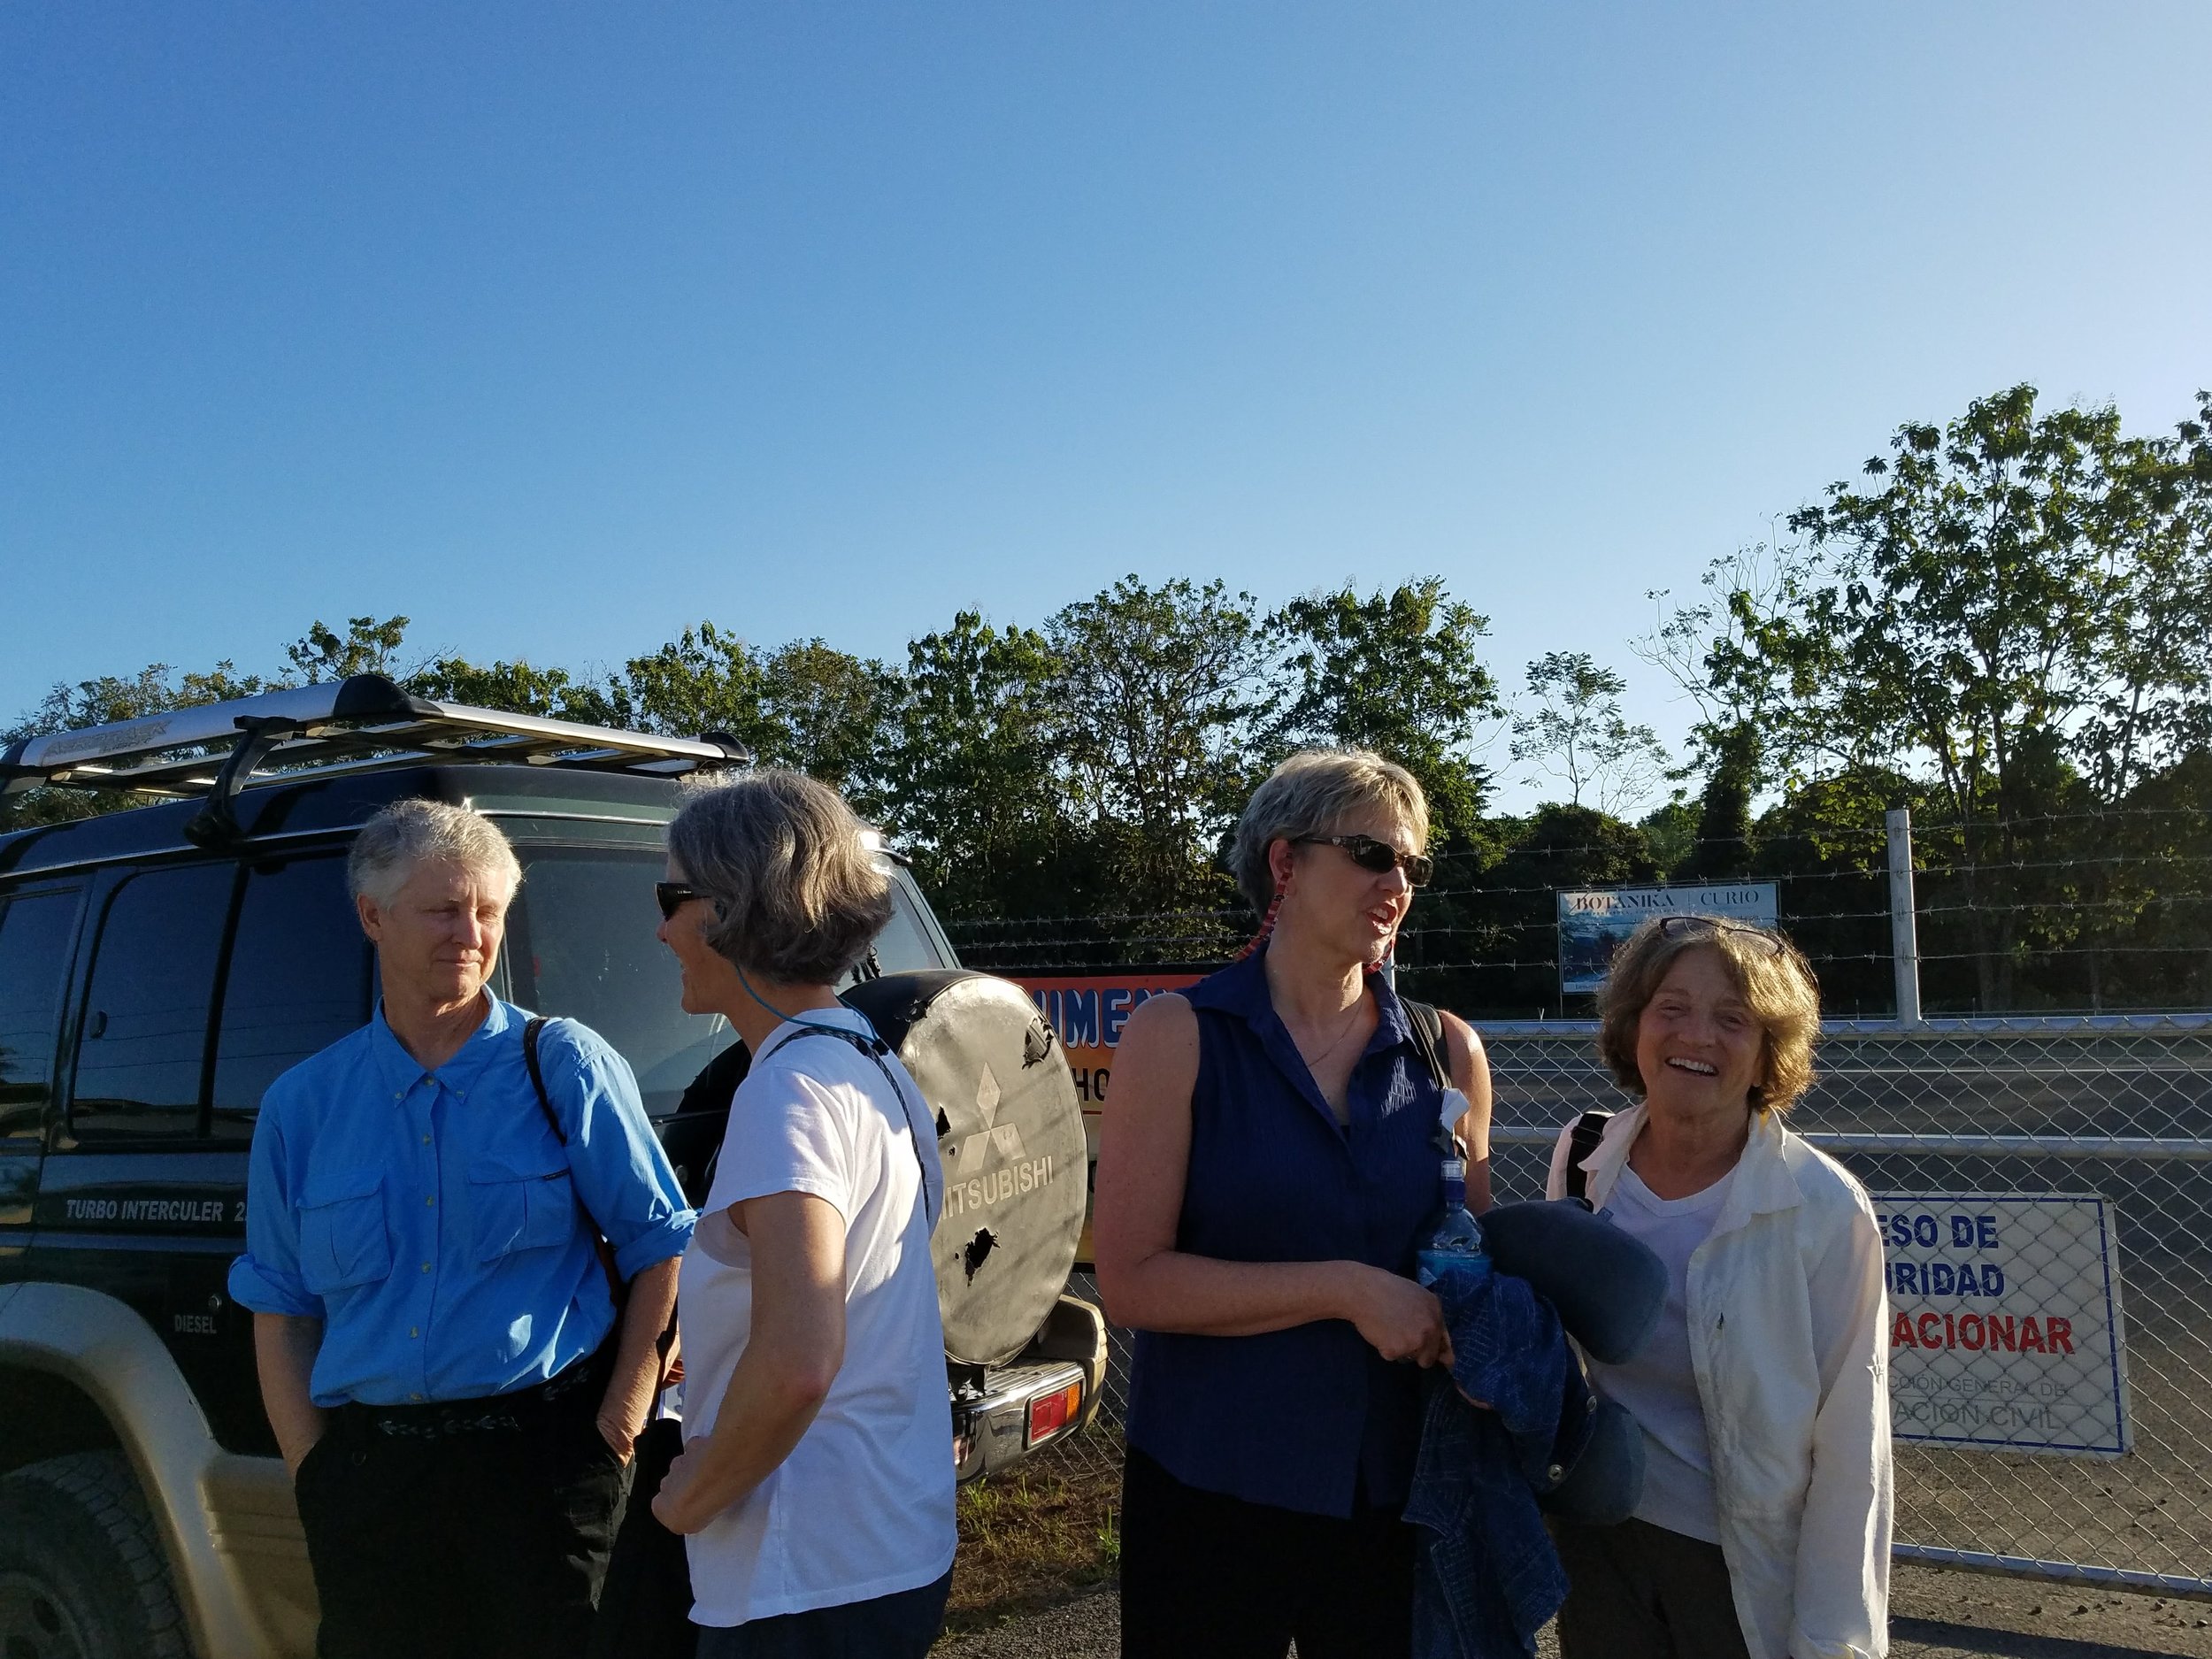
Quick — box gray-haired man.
[229,799,695,1659]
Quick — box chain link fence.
[1040,1017,2212,1598]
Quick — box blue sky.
[4,3,2208,810]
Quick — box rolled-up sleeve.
[227,1102,319,1317]
[553,1023,696,1280]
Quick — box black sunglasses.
[1658,914,1783,956]
[1294,834,1434,887]
[656,881,709,920]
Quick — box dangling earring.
[1236,872,1290,961]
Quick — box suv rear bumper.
[952,1294,1109,1483]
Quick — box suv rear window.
[71,864,234,1141]
[0,890,79,1143]
[504,845,949,1116]
[211,855,375,1141]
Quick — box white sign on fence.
[1555,883,1778,994]
[1873,1194,2131,1456]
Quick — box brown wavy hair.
[1595,916,1822,1114]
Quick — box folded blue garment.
[1405,1261,1577,1659]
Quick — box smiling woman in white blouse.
[1546,915,1892,1659]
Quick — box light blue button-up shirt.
[228,996,695,1407]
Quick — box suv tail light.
[1026,1381,1082,1446]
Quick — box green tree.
[4,668,172,830]
[2076,395,2212,798]
[1697,386,2144,1007]
[1679,722,1759,880]
[1745,767,1916,1016]
[1270,578,1499,849]
[14,665,195,735]
[2045,403,2212,1006]
[1639,799,1698,876]
[286,616,411,682]
[1509,652,1668,817]
[1044,577,1271,919]
[1409,804,1659,1018]
[606,626,892,791]
[404,657,620,725]
[611,623,776,753]
[4,658,294,830]
[755,641,896,798]
[1639,550,1787,879]
[875,612,1100,927]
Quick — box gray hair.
[348,799,523,910]
[666,770,893,986]
[1230,749,1430,914]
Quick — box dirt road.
[937,1566,2212,1657]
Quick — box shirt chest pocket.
[297,1175,392,1296]
[467,1157,578,1263]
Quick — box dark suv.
[0,680,1102,1659]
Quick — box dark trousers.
[1550,1515,1752,1659]
[588,1417,698,1659]
[295,1358,633,1659]
[691,1569,952,1659]
[1118,1446,1416,1659]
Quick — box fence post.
[1886,807,1923,1025]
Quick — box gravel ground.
[936,1566,2212,1657]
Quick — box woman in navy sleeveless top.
[1094,749,1495,1659]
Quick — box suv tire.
[0,1450,189,1659]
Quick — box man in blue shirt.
[229,799,696,1659]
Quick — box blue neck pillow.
[1479,1198,1668,1366]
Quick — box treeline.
[7,578,1508,926]
[1409,382,2212,1018]
[11,383,2212,1017]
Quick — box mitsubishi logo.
[958,1065,1026,1167]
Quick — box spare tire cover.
[842,971,1087,1367]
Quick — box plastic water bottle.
[1417,1153,1489,1289]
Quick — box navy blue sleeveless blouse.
[1123,949,1446,1518]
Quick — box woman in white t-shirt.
[649,771,956,1658]
[1545,916,1891,1659]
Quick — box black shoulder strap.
[523,1016,635,1314]
[523,1016,565,1145]
[1400,997,1449,1091]
[758,1023,938,1225]
[1563,1109,1613,1203]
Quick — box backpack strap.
[758,1022,939,1226]
[523,1016,565,1144]
[1563,1110,1614,1204]
[1400,996,1450,1092]
[522,1017,634,1321]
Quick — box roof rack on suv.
[1,673,750,845]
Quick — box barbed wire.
[1402,805,2212,863]
[937,864,2212,935]
[943,903,2212,948]
[938,810,2212,1017]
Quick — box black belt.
[337,1337,611,1441]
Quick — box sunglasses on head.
[1294,834,1434,887]
[1658,914,1783,955]
[656,881,708,920]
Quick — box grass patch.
[942,1446,1122,1635]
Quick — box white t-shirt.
[1587,1162,1736,1545]
[678,1008,957,1626]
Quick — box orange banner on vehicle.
[1012,972,1206,1263]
